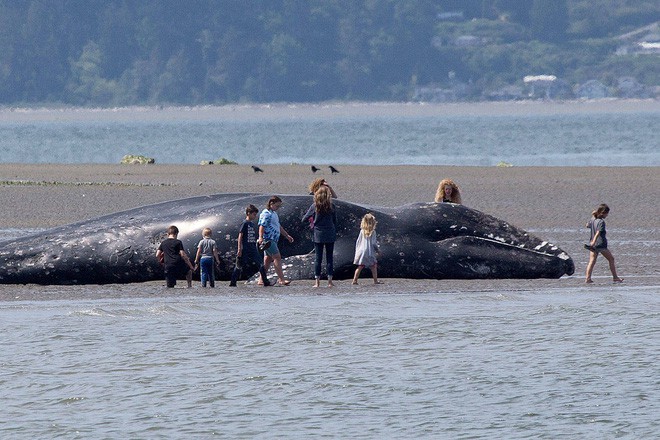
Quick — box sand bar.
[0,164,657,299]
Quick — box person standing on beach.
[585,203,623,284]
[352,213,382,285]
[156,225,196,288]
[230,205,270,287]
[309,178,338,198]
[194,227,221,288]
[302,186,338,288]
[258,196,294,286]
[434,179,462,204]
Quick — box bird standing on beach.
[311,165,320,173]
[329,166,339,174]
[252,166,264,173]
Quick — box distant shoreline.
[0,99,658,122]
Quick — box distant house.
[575,80,609,99]
[523,75,572,99]
[616,76,651,98]
[615,21,660,55]
[485,85,524,101]
[638,41,660,54]
[412,82,471,103]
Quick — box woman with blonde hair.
[435,179,462,204]
[302,186,337,287]
[308,178,338,199]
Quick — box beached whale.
[0,193,574,285]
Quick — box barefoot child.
[585,203,623,284]
[352,213,382,285]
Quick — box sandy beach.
[0,163,658,299]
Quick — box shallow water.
[0,107,657,166]
[1,224,658,439]
[1,287,658,439]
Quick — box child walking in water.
[352,213,383,285]
[194,227,221,287]
[585,203,623,284]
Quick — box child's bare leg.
[327,276,334,288]
[273,254,289,285]
[352,266,363,284]
[585,252,598,283]
[371,264,383,284]
[601,250,623,281]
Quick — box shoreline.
[0,99,658,122]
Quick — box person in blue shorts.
[230,205,269,287]
[258,196,294,286]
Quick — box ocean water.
[0,106,657,166]
[2,288,658,439]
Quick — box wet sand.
[0,164,658,300]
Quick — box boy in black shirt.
[230,205,270,287]
[156,225,196,288]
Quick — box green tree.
[67,41,117,105]
[530,0,569,43]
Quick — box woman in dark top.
[302,186,337,287]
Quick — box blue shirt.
[258,209,281,242]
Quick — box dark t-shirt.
[302,203,337,243]
[239,220,260,259]
[158,237,185,269]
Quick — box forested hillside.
[0,0,658,105]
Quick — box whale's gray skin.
[0,193,574,285]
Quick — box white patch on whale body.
[534,241,548,250]
[486,233,506,243]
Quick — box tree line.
[0,0,657,106]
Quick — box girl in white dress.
[352,213,383,285]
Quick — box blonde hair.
[314,186,332,213]
[434,179,462,204]
[592,203,610,219]
[308,178,326,194]
[360,213,377,237]
[202,227,212,238]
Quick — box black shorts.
[164,263,190,287]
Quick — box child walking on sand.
[194,227,221,288]
[585,203,623,284]
[352,213,382,285]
